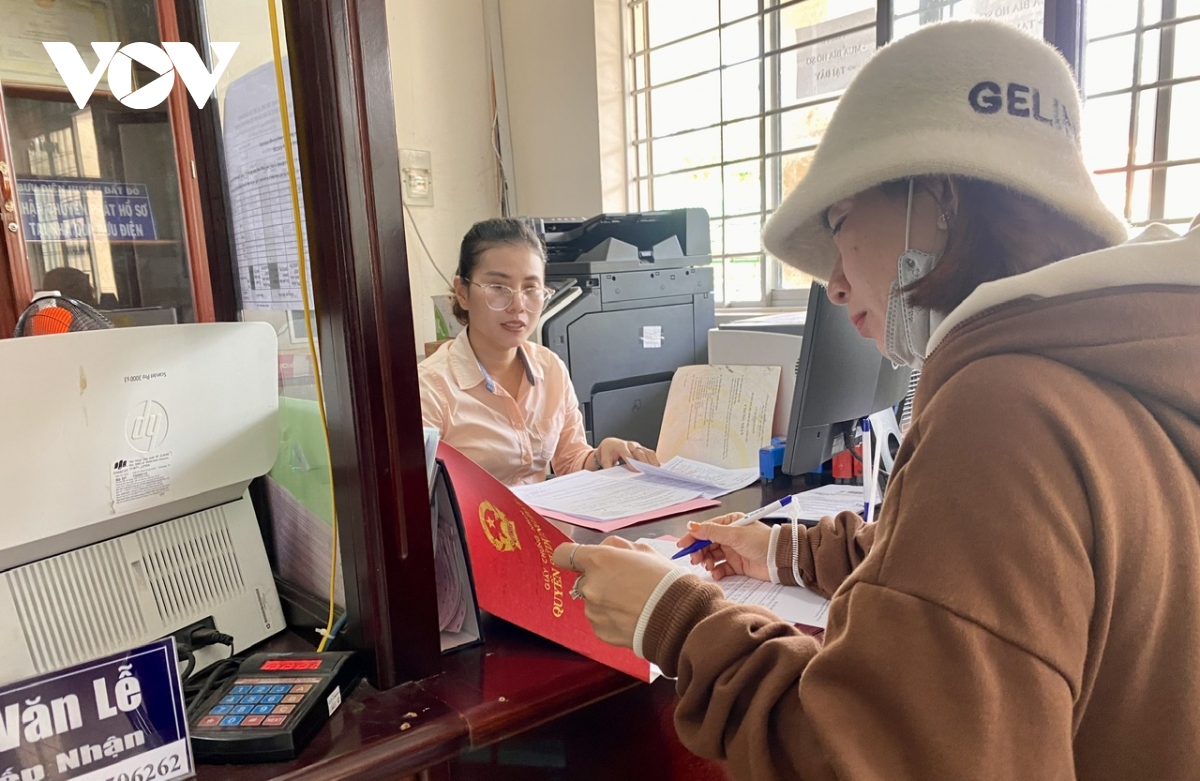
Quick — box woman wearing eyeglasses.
[419,218,659,486]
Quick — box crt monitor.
[783,283,912,476]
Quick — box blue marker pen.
[672,495,794,560]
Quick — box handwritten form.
[639,537,830,629]
[656,365,780,469]
[629,456,760,499]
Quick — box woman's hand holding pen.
[592,437,661,470]
[553,513,777,648]
[677,513,774,582]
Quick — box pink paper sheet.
[535,498,721,533]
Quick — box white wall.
[498,0,605,218]
[387,0,500,350]
[594,0,630,213]
[382,0,628,350]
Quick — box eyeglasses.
[468,281,553,311]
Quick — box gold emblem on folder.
[480,501,521,553]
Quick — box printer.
[536,209,715,449]
[0,323,285,685]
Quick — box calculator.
[189,651,359,763]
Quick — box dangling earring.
[937,211,953,230]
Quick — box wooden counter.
[198,477,803,780]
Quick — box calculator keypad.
[200,679,317,728]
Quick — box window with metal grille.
[627,1,1053,306]
[627,0,878,305]
[1084,0,1200,231]
[629,1,1197,306]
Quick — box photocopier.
[534,209,715,449]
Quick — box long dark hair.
[453,218,545,325]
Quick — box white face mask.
[883,181,944,369]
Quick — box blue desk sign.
[0,638,193,781]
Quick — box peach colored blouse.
[418,331,594,486]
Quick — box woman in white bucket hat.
[554,18,1200,780]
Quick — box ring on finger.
[570,576,585,600]
[568,543,581,570]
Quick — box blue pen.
[672,495,794,560]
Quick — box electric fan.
[12,294,115,337]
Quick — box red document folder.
[437,442,654,681]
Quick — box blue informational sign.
[0,638,194,781]
[16,179,158,243]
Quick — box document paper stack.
[512,457,757,528]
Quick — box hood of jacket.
[917,221,1200,463]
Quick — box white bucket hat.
[761,19,1129,282]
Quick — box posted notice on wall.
[222,60,312,312]
[0,638,193,781]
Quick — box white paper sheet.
[767,484,868,522]
[629,456,760,499]
[656,365,780,469]
[639,538,830,629]
[512,470,701,522]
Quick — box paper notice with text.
[656,365,780,469]
[110,452,172,514]
[223,60,312,312]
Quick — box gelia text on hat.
[967,80,1076,137]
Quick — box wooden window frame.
[174,0,439,689]
[281,0,442,689]
[0,0,216,335]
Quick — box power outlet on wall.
[401,149,434,206]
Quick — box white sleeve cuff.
[791,519,803,587]
[632,568,690,660]
[767,524,783,585]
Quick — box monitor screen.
[783,284,912,476]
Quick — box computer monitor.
[783,284,912,476]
